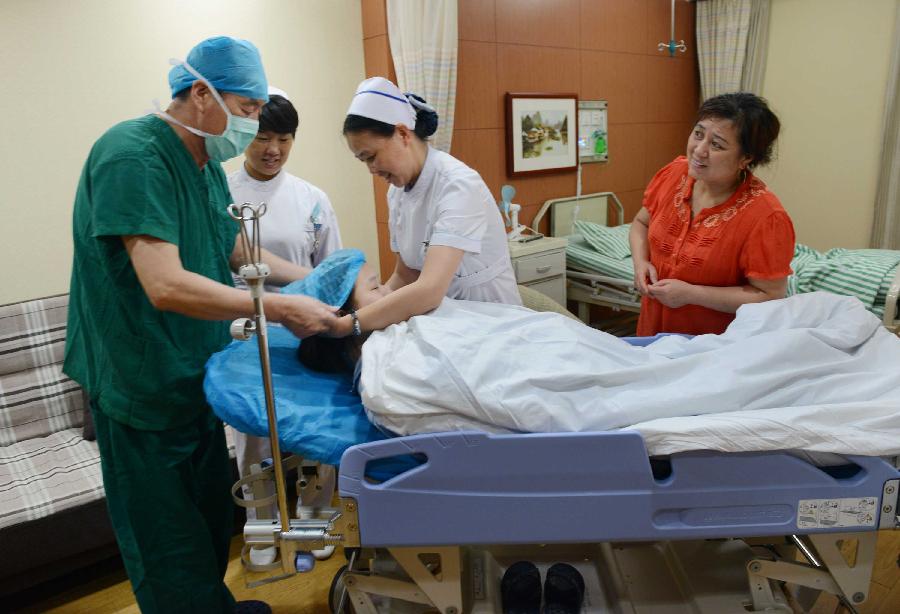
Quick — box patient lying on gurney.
[207,249,900,463]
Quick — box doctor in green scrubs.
[63,36,335,614]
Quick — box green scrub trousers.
[92,404,236,613]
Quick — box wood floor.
[14,531,900,613]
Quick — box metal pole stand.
[227,202,344,586]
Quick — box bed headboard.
[532,192,625,237]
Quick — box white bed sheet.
[360,292,900,458]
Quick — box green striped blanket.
[568,221,900,317]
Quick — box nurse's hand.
[633,260,658,295]
[271,295,339,339]
[646,278,694,308]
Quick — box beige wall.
[758,0,897,250]
[0,0,377,305]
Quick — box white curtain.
[696,0,752,99]
[870,7,900,250]
[387,0,458,153]
[740,0,771,94]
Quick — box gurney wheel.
[329,564,353,613]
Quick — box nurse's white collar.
[404,145,435,196]
[240,164,287,192]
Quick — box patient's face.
[352,263,389,308]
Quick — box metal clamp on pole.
[227,202,297,575]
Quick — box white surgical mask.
[155,59,259,162]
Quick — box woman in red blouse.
[629,93,795,336]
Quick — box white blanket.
[360,292,900,458]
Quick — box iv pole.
[227,202,295,574]
[658,0,687,56]
[227,202,348,584]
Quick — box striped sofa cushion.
[0,295,84,446]
[0,429,103,530]
[0,295,104,527]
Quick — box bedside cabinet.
[508,236,568,306]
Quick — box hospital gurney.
[209,324,900,613]
[220,204,899,613]
[241,430,900,613]
[531,192,900,334]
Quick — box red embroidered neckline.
[674,175,766,228]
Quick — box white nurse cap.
[346,76,416,128]
[267,86,290,101]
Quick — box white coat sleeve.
[428,169,488,254]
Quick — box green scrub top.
[64,115,237,430]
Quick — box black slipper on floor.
[543,562,585,614]
[500,560,542,614]
[235,599,272,614]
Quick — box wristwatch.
[350,310,362,336]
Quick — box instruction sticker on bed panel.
[797,497,878,529]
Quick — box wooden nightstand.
[508,236,568,306]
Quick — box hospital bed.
[210,324,900,613]
[530,192,900,335]
[219,203,900,613]
[238,421,900,613]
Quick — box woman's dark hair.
[297,296,364,374]
[297,334,359,374]
[259,95,299,136]
[696,92,780,169]
[342,94,439,140]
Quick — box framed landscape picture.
[505,92,578,177]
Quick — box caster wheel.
[329,564,352,613]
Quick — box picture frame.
[505,92,578,177]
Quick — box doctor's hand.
[646,278,695,309]
[633,260,658,295]
[270,295,339,339]
[322,314,356,339]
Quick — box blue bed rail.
[338,430,899,547]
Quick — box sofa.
[0,294,117,596]
[0,293,251,599]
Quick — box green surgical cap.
[282,249,366,307]
[169,36,268,102]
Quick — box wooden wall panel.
[361,0,387,39]
[643,121,694,182]
[495,45,581,129]
[376,221,395,281]
[646,55,700,123]
[373,178,389,224]
[495,0,581,48]
[452,128,506,197]
[455,41,500,130]
[459,0,496,42]
[363,35,395,82]
[580,50,649,125]
[580,0,649,54]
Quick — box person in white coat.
[227,88,341,562]
[331,77,520,338]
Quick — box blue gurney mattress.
[205,324,382,466]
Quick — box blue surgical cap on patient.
[282,249,366,307]
[168,36,268,101]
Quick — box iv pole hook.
[658,0,687,57]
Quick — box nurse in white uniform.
[332,77,520,337]
[228,87,342,291]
